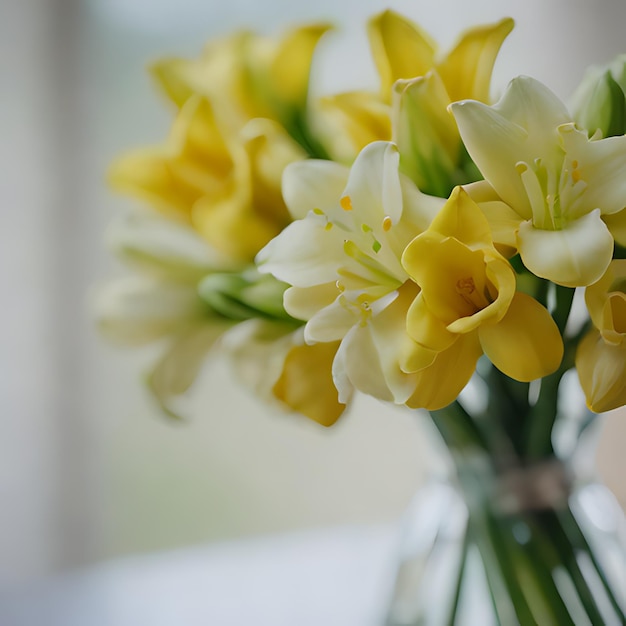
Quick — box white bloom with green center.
[257,141,444,403]
[450,76,626,287]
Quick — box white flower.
[450,76,626,287]
[258,141,444,403]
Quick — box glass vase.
[384,395,626,625]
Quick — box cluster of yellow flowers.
[98,11,626,423]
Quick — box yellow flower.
[401,187,563,409]
[451,76,626,286]
[369,10,513,102]
[320,11,513,173]
[109,95,305,262]
[376,11,513,196]
[576,260,626,413]
[151,24,331,138]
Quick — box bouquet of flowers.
[97,10,626,624]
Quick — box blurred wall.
[2,0,626,589]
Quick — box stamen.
[382,216,392,232]
[340,195,353,211]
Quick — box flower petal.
[333,324,394,403]
[603,209,626,247]
[479,292,563,381]
[428,186,493,248]
[257,216,345,287]
[272,340,347,426]
[341,141,403,225]
[281,159,349,220]
[559,124,626,217]
[450,77,571,218]
[148,321,231,419]
[576,329,626,413]
[367,10,436,96]
[405,292,456,352]
[283,283,339,321]
[269,23,332,107]
[437,17,514,103]
[517,209,614,287]
[106,210,241,281]
[303,296,359,343]
[406,332,482,410]
[93,277,204,345]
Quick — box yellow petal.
[428,187,493,248]
[272,340,347,427]
[150,57,198,108]
[406,332,482,410]
[405,292,456,352]
[108,96,234,220]
[367,10,436,96]
[437,18,514,103]
[404,234,494,324]
[317,92,391,162]
[479,292,563,381]
[269,23,332,107]
[192,119,303,261]
[576,329,626,413]
[585,259,626,329]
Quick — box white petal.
[256,217,344,287]
[283,283,339,321]
[451,77,571,218]
[559,125,626,217]
[282,159,349,220]
[305,297,359,343]
[333,324,395,403]
[518,209,614,287]
[93,277,202,345]
[340,141,402,225]
[148,321,231,419]
[107,210,241,279]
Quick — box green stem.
[557,507,626,620]
[430,401,489,454]
[445,528,471,626]
[553,285,576,335]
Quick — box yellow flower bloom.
[369,10,513,102]
[320,12,512,173]
[451,76,626,286]
[576,260,626,413]
[401,187,563,409]
[151,24,331,136]
[376,11,513,196]
[109,95,305,262]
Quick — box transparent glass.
[384,412,626,626]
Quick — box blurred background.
[2,0,626,591]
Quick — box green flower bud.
[572,55,626,138]
[198,268,294,321]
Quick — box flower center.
[516,157,587,231]
[455,275,492,313]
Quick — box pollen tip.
[382,216,392,232]
[340,195,353,211]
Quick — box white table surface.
[1,524,402,626]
